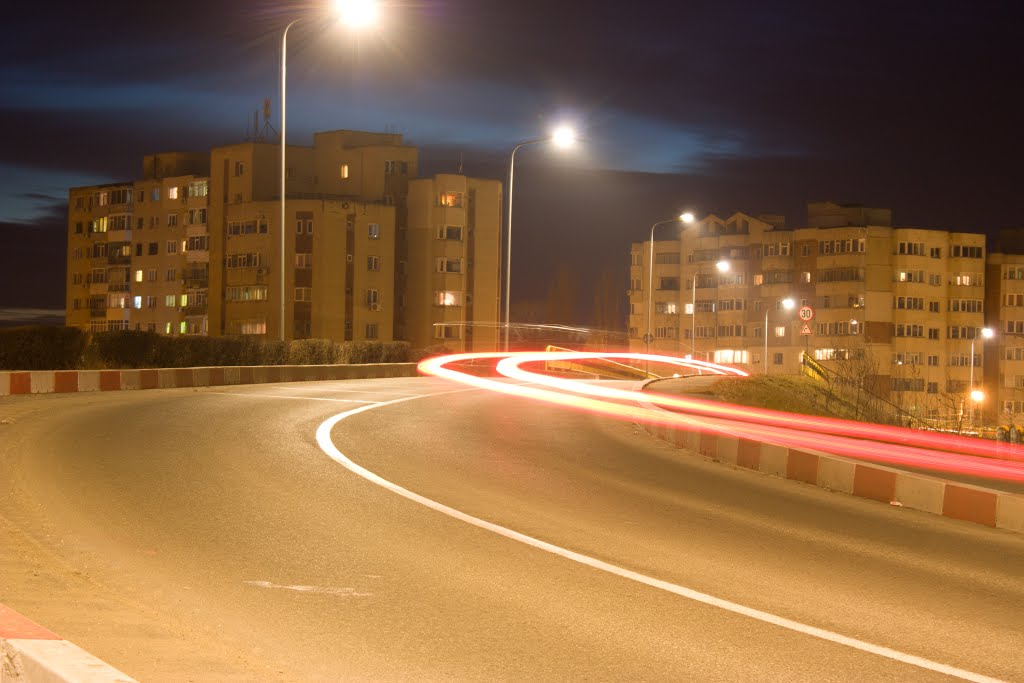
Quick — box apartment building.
[405,173,503,351]
[629,202,1003,425]
[985,230,1024,425]
[67,153,210,335]
[66,130,501,352]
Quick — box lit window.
[340,164,350,179]
[434,290,463,306]
[179,321,187,334]
[180,294,187,307]
[774,326,786,337]
[133,296,142,309]
[135,269,143,282]
[368,223,380,239]
[165,295,176,307]
[439,192,463,208]
[168,186,179,200]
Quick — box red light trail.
[418,351,1024,483]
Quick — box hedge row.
[0,326,440,371]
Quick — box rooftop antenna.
[458,152,464,175]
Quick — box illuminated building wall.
[67,131,501,349]
[405,174,503,352]
[630,202,1003,425]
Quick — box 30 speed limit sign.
[798,305,815,321]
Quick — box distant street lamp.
[969,327,994,428]
[645,213,695,368]
[504,126,575,351]
[279,0,378,341]
[765,297,795,374]
[692,259,729,360]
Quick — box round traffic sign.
[798,305,814,321]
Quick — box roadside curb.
[637,384,1024,535]
[1,604,135,682]
[0,363,419,397]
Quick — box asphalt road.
[0,377,1022,681]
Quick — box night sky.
[2,0,1021,322]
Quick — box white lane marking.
[315,396,1005,683]
[245,580,372,597]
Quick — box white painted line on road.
[244,580,372,597]
[315,398,1005,683]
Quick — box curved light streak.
[418,351,1024,483]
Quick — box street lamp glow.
[716,260,730,273]
[982,327,994,339]
[334,0,379,27]
[551,126,576,149]
[782,298,795,310]
[680,211,695,224]
[645,212,694,371]
[971,389,985,403]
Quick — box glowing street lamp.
[503,126,576,351]
[279,0,378,340]
[645,212,695,369]
[968,327,994,428]
[764,297,795,374]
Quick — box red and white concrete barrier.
[1,604,135,682]
[643,422,1024,534]
[0,363,419,396]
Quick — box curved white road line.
[315,391,1004,683]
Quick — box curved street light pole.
[644,217,685,371]
[504,138,541,352]
[279,19,302,341]
[504,128,574,352]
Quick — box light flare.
[417,351,1024,483]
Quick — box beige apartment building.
[630,202,1024,426]
[66,129,502,353]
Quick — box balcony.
[186,224,208,238]
[185,249,209,263]
[107,253,131,266]
[107,229,132,243]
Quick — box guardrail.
[0,363,419,396]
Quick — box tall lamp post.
[765,297,795,374]
[503,126,575,351]
[280,0,378,341]
[969,327,994,428]
[691,260,729,360]
[645,212,694,364]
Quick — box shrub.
[0,326,88,370]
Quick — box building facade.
[66,130,502,353]
[629,202,1024,426]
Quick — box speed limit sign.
[798,305,815,322]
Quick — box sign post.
[798,306,815,365]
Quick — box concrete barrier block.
[238,366,255,385]
[222,366,240,385]
[99,371,120,391]
[193,367,210,387]
[78,371,101,392]
[157,369,177,389]
[54,371,78,393]
[0,373,9,396]
[207,366,225,386]
[119,370,141,391]
[699,431,718,458]
[10,372,31,395]
[736,439,760,470]
[943,485,997,527]
[759,443,788,477]
[28,372,54,394]
[786,449,819,484]
[894,473,945,514]
[996,494,1024,533]
[139,369,159,389]
[717,436,739,465]
[817,456,855,494]
[174,368,194,387]
[853,464,897,503]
